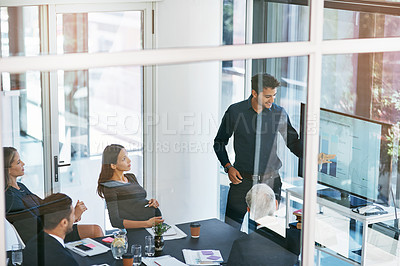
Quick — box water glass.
[144,235,155,257]
[131,244,142,266]
[11,244,23,266]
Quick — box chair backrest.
[5,218,25,251]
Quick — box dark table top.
[71,218,245,266]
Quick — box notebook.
[65,238,110,257]
[182,249,223,265]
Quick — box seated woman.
[4,147,104,243]
[97,144,163,229]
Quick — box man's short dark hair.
[251,73,280,93]
[41,193,73,230]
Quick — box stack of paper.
[182,249,223,265]
[65,238,110,257]
[145,224,187,240]
[142,255,186,266]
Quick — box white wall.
[155,0,222,224]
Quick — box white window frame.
[1,0,161,7]
[2,0,400,264]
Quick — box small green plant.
[152,223,171,236]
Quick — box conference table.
[70,218,245,265]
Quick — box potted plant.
[152,223,171,252]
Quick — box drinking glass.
[131,244,142,266]
[144,235,155,257]
[11,244,23,266]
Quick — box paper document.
[65,238,110,257]
[162,224,177,236]
[146,224,187,240]
[142,255,187,266]
[182,249,222,265]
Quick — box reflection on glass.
[321,52,400,204]
[57,11,143,54]
[219,60,246,219]
[320,51,400,264]
[322,52,400,125]
[252,1,310,43]
[321,54,357,113]
[324,3,400,40]
[55,11,144,231]
[223,0,246,46]
[0,6,40,57]
[217,57,308,244]
[1,71,45,197]
[1,6,45,197]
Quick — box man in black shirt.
[214,73,303,226]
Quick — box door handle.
[54,156,71,182]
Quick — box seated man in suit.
[23,193,79,266]
[227,184,299,266]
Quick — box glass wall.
[1,6,45,197]
[316,52,400,264]
[56,9,145,200]
[2,1,400,266]
[252,0,310,44]
[324,2,400,40]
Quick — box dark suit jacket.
[227,229,299,266]
[23,232,78,266]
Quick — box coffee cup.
[122,253,133,266]
[190,222,201,238]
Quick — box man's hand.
[74,200,87,222]
[228,166,243,184]
[147,199,159,208]
[318,153,336,164]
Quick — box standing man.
[23,193,79,266]
[214,73,303,226]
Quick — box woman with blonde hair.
[4,147,103,243]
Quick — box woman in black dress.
[97,144,163,229]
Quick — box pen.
[154,261,161,266]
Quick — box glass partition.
[55,10,145,216]
[252,0,310,44]
[57,66,144,231]
[2,1,400,58]
[2,1,400,265]
[56,11,143,54]
[1,72,45,199]
[2,56,310,263]
[324,1,400,40]
[316,52,400,264]
[2,58,399,265]
[0,6,40,57]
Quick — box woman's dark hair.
[97,144,125,198]
[3,147,17,190]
